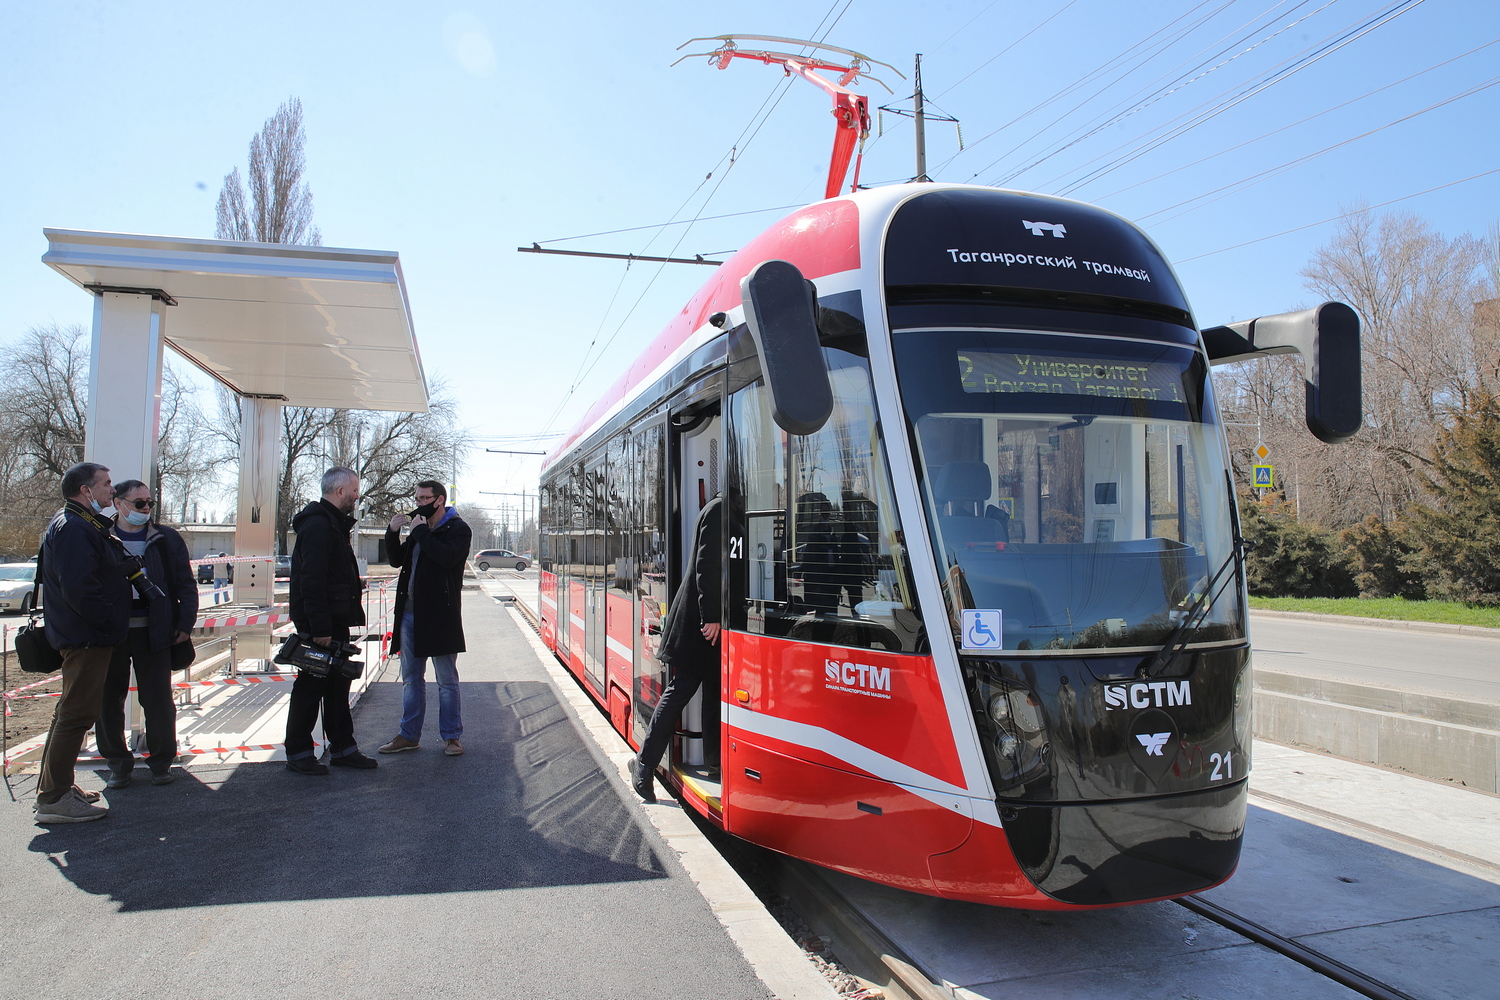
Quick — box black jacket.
[41,500,131,650]
[111,520,198,652]
[289,499,366,636]
[386,509,471,658]
[659,494,723,672]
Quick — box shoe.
[105,769,131,790]
[629,757,656,804]
[444,739,464,756]
[379,735,420,753]
[330,751,378,769]
[150,770,176,786]
[285,757,330,776]
[36,789,109,824]
[72,785,103,803]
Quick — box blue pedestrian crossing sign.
[1252,464,1274,488]
[961,609,1004,652]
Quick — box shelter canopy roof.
[43,229,429,412]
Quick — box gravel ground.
[2,670,59,752]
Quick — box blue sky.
[3,0,1497,520]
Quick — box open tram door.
[666,389,723,796]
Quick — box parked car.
[275,555,292,580]
[475,549,529,572]
[0,563,38,613]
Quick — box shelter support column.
[83,292,166,485]
[235,397,282,661]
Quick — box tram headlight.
[977,679,1051,792]
[1233,657,1253,749]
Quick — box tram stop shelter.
[41,229,429,661]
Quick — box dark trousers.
[37,646,116,805]
[283,626,356,760]
[95,628,178,774]
[637,659,718,773]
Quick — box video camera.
[274,633,364,679]
[119,553,166,601]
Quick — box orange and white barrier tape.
[197,611,291,628]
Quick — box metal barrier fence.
[1,575,401,771]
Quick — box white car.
[0,563,39,613]
[475,549,529,572]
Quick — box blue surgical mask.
[90,500,104,513]
[124,509,152,526]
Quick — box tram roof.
[42,229,429,412]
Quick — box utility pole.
[914,53,929,182]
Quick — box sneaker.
[330,751,378,769]
[36,789,109,824]
[379,735,420,754]
[105,769,131,790]
[285,757,330,776]
[444,739,464,756]
[150,770,176,786]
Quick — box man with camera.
[379,480,471,757]
[34,462,131,823]
[284,467,378,775]
[96,479,197,789]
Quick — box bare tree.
[216,97,321,246]
[1218,208,1499,529]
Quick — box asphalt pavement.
[1248,613,1500,704]
[0,592,777,1000]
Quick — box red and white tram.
[537,41,1359,910]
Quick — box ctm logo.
[1136,732,1173,756]
[825,659,892,696]
[1103,680,1192,710]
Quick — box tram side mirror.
[740,259,834,436]
[1201,301,1362,444]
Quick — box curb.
[500,601,841,1000]
[1249,608,1500,639]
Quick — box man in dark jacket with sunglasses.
[97,479,197,789]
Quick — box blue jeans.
[399,611,462,741]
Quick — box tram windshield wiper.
[1137,535,1253,679]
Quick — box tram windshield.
[893,328,1243,653]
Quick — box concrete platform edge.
[502,603,841,1000]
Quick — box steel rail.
[1175,894,1419,1000]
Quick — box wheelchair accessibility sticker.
[961,609,1004,652]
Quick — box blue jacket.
[41,500,131,650]
[112,520,199,652]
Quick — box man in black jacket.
[378,480,472,756]
[630,493,722,803]
[97,479,198,788]
[35,462,131,824]
[284,467,377,775]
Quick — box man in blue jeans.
[379,480,472,757]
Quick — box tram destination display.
[958,350,1186,402]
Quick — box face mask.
[90,499,105,513]
[412,501,438,518]
[124,509,152,526]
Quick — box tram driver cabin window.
[727,353,925,654]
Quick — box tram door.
[673,405,721,769]
[584,455,607,693]
[631,420,669,749]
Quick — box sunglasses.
[123,499,157,511]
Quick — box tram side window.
[727,357,926,653]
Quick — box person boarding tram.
[630,493,722,803]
